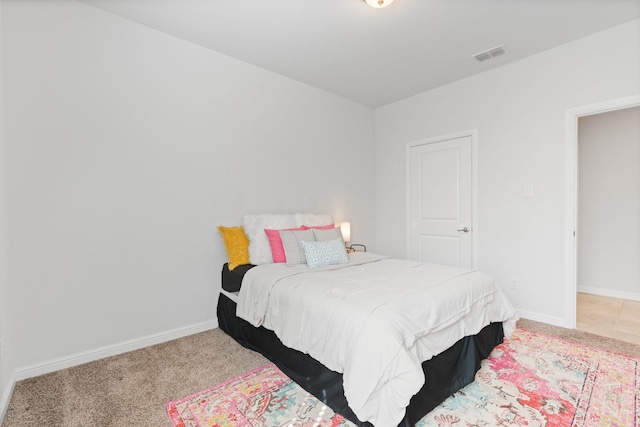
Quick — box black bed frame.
[217,292,504,426]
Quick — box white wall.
[3,0,375,375]
[578,106,640,300]
[0,0,17,419]
[374,20,640,326]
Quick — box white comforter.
[236,253,518,427]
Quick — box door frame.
[564,94,640,329]
[405,130,478,268]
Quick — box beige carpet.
[1,329,268,427]
[2,320,639,426]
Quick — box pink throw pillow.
[265,227,306,263]
[302,223,335,230]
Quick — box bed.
[216,214,518,427]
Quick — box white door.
[409,135,473,268]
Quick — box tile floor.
[577,292,640,345]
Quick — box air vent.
[472,45,506,62]
[474,52,492,62]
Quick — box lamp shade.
[363,0,394,8]
[340,222,351,242]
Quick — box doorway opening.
[576,106,640,344]
[565,95,640,332]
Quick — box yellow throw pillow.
[217,226,250,270]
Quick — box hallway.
[577,292,640,345]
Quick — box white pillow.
[280,229,316,266]
[302,238,349,268]
[242,214,297,265]
[242,213,333,265]
[312,227,343,242]
[294,213,333,228]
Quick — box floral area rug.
[419,328,639,427]
[167,329,639,427]
[166,363,352,427]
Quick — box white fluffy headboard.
[242,213,333,265]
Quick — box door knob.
[457,227,470,233]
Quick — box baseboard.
[0,372,16,425]
[577,286,640,302]
[516,309,570,329]
[16,319,219,381]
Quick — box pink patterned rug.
[167,329,639,427]
[166,363,352,427]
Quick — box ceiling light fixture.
[363,0,395,8]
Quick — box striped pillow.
[265,227,306,263]
[280,229,316,266]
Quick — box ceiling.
[79,0,640,108]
